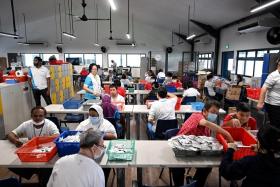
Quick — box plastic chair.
[155,119,178,140]
[165,85,177,93]
[181,96,196,105]
[60,114,84,129]
[164,128,179,139]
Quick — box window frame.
[64,53,103,67]
[197,52,214,71]
[107,53,146,68]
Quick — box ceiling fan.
[75,0,110,22]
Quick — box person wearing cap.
[257,57,280,127]
[28,56,52,106]
[47,130,105,187]
[220,124,280,187]
[76,104,117,140]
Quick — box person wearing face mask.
[7,106,59,186]
[76,104,116,185]
[220,124,280,187]
[171,100,234,187]
[7,106,59,147]
[83,63,102,100]
[28,56,52,106]
[47,130,105,187]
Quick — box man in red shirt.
[223,102,257,130]
[113,79,126,98]
[172,100,233,187]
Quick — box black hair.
[166,72,173,77]
[237,102,250,113]
[157,87,167,98]
[109,84,118,89]
[158,69,163,72]
[48,55,57,61]
[172,75,178,79]
[121,74,127,79]
[257,124,280,157]
[152,82,159,89]
[88,63,98,72]
[34,56,42,62]
[31,106,47,116]
[113,79,121,87]
[203,100,221,111]
[206,74,213,80]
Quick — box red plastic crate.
[16,136,57,162]
[246,88,261,100]
[216,127,257,160]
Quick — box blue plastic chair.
[165,85,177,93]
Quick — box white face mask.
[32,120,45,126]
[93,146,105,160]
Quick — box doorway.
[221,51,234,79]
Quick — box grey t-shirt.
[264,70,280,106]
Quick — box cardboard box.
[225,86,242,101]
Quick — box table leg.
[137,168,143,187]
[140,95,144,105]
[126,113,130,139]
[136,113,140,140]
[117,168,125,187]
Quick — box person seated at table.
[171,100,233,187]
[183,81,200,98]
[80,67,89,77]
[120,74,131,88]
[101,94,123,138]
[7,106,59,186]
[166,75,182,88]
[163,72,173,86]
[157,69,165,79]
[144,82,159,103]
[113,79,126,98]
[145,70,156,83]
[204,74,223,101]
[7,106,59,147]
[109,84,125,103]
[223,102,257,130]
[236,74,243,86]
[220,124,280,187]
[47,130,105,187]
[147,87,177,138]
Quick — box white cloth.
[148,97,177,132]
[28,66,50,90]
[86,73,101,94]
[183,88,201,97]
[76,105,117,137]
[204,80,216,96]
[47,154,105,187]
[111,94,125,103]
[157,72,165,79]
[12,119,59,140]
[264,70,280,105]
[120,79,131,86]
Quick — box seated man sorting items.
[7,106,60,186]
[47,130,105,187]
[171,100,233,187]
[76,104,116,185]
[223,102,257,130]
[110,84,125,103]
[147,87,177,139]
[7,106,59,147]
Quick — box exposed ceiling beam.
[190,19,219,38]
[173,32,194,46]
[220,4,280,30]
[255,0,280,19]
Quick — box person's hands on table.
[228,143,237,151]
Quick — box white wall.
[194,35,215,53]
[0,12,190,68]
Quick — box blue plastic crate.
[63,99,83,109]
[191,102,205,111]
[54,131,80,157]
[165,85,177,93]
[5,79,18,84]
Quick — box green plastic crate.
[128,87,135,93]
[106,140,135,161]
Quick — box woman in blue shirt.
[83,63,102,100]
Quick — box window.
[108,53,145,67]
[254,60,263,77]
[64,53,103,67]
[237,60,245,75]
[197,52,213,71]
[22,53,39,67]
[227,59,234,71]
[269,50,279,53]
[245,60,254,76]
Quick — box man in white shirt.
[183,81,201,98]
[47,130,105,187]
[7,106,59,147]
[157,69,165,79]
[28,56,52,106]
[110,84,125,103]
[147,87,177,136]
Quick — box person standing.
[257,57,280,127]
[111,60,117,72]
[83,63,102,100]
[28,56,52,106]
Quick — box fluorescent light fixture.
[131,43,135,47]
[62,32,77,39]
[251,0,280,13]
[17,42,30,46]
[94,43,100,46]
[0,32,19,38]
[186,34,196,40]
[108,0,117,10]
[126,33,131,39]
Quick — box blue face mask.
[207,113,218,123]
[89,116,100,125]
